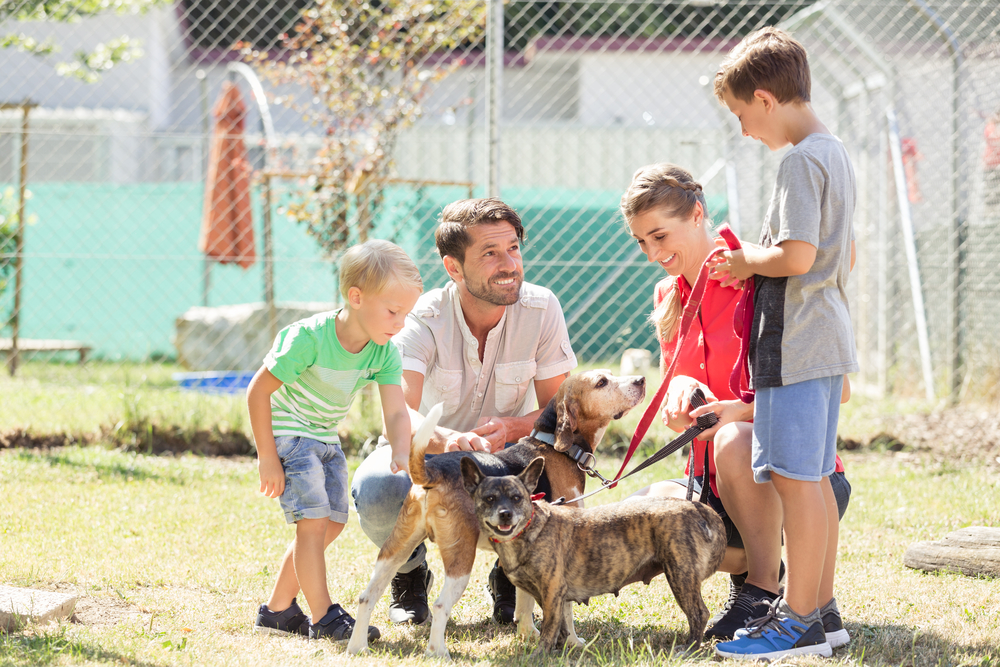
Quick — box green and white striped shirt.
[263,310,402,444]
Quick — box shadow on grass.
[845,621,1000,667]
[0,627,165,667]
[13,448,172,484]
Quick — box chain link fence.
[1,0,998,404]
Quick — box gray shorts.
[275,435,349,524]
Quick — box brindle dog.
[462,456,726,653]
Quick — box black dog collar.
[529,429,589,464]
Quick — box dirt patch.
[840,406,1000,467]
[0,425,253,457]
[71,596,145,628]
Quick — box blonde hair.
[339,239,423,300]
[619,163,709,344]
[713,26,811,105]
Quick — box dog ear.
[460,456,486,496]
[554,395,580,452]
[518,457,545,493]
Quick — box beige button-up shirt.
[393,281,578,433]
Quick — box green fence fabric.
[2,182,726,363]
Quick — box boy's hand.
[258,456,285,498]
[389,451,410,475]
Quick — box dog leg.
[663,567,710,649]
[562,602,586,648]
[537,590,567,654]
[514,587,539,641]
[347,525,427,655]
[425,574,471,660]
[347,556,399,654]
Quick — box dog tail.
[408,402,443,487]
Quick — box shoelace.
[719,580,742,614]
[391,570,427,604]
[743,596,797,640]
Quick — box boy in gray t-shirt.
[709,27,859,660]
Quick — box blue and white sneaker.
[820,597,850,648]
[714,596,831,660]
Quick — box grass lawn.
[1,443,998,666]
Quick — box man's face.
[453,222,523,306]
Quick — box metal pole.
[197,69,211,307]
[8,102,32,376]
[877,110,889,396]
[908,0,965,402]
[887,107,935,402]
[263,175,277,343]
[485,0,503,197]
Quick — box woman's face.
[627,203,707,279]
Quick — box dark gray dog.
[461,456,726,653]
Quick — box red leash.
[716,226,755,404]
[610,225,749,488]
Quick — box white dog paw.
[517,621,540,641]
[424,645,452,660]
[345,638,367,655]
[570,636,587,648]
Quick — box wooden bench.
[0,338,93,364]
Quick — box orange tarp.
[200,81,255,269]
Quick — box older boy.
[710,27,858,659]
[249,239,423,641]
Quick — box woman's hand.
[689,399,754,440]
[661,376,716,432]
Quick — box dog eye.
[484,495,495,504]
[595,377,608,388]
[511,495,522,503]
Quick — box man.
[350,197,578,625]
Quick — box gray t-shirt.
[392,281,578,432]
[750,133,860,388]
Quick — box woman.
[620,163,851,640]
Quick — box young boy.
[249,239,423,641]
[709,27,859,659]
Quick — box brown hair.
[713,26,811,105]
[434,198,526,263]
[339,239,423,300]
[620,163,710,344]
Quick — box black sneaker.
[708,572,747,627]
[308,603,380,642]
[820,597,850,648]
[254,598,309,636]
[704,583,778,640]
[388,561,434,625]
[487,560,516,625]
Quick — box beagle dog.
[347,370,646,658]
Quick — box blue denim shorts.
[752,376,842,483]
[275,435,349,524]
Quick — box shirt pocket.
[425,367,464,413]
[494,360,536,414]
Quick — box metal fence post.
[486,0,503,198]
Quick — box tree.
[245,0,486,255]
[1,0,168,82]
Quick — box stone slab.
[903,527,1000,578]
[0,586,78,631]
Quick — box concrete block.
[0,586,78,630]
[173,301,335,371]
[620,348,653,376]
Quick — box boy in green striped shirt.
[248,239,423,641]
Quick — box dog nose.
[633,376,646,386]
[498,509,512,523]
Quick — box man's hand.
[389,451,410,475]
[444,431,492,453]
[258,455,285,498]
[469,416,509,453]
